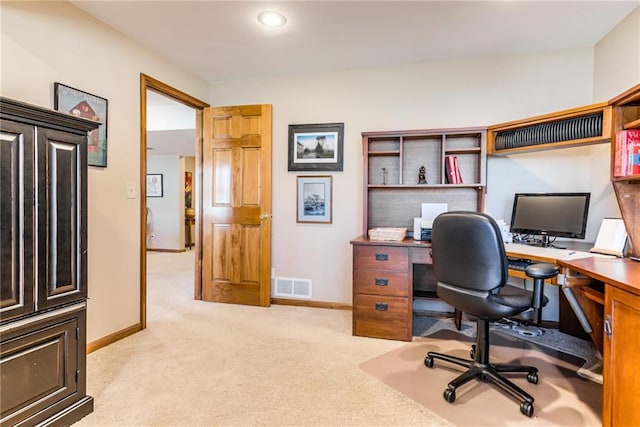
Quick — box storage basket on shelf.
[368,227,407,241]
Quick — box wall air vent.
[493,112,604,152]
[274,277,312,299]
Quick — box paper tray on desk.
[368,227,407,241]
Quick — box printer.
[413,218,435,241]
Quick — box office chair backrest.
[431,211,508,292]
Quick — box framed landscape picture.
[297,176,332,224]
[54,82,108,167]
[288,123,344,172]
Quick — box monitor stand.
[529,235,566,249]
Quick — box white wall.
[0,1,209,343]
[209,48,619,306]
[147,155,185,250]
[593,6,640,101]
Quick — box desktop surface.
[557,256,640,296]
[505,242,598,262]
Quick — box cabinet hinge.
[604,315,612,340]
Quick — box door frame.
[139,74,209,328]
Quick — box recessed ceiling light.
[257,10,287,28]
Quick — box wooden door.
[201,105,272,306]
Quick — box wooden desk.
[505,243,599,338]
[350,237,462,341]
[556,257,640,427]
[350,239,588,342]
[351,237,432,341]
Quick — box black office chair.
[424,211,559,417]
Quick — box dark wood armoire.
[0,96,97,426]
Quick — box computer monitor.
[509,192,590,247]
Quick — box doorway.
[139,74,208,329]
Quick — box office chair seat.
[423,211,558,418]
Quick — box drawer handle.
[375,253,389,261]
[375,302,389,311]
[374,278,388,286]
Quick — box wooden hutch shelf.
[609,83,640,256]
[487,102,612,155]
[361,127,487,236]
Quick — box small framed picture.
[288,123,344,172]
[297,176,332,224]
[54,82,108,167]
[147,174,163,197]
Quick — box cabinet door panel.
[0,121,35,321]
[36,129,87,309]
[0,315,79,426]
[603,285,640,427]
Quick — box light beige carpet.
[360,329,602,426]
[75,251,452,426]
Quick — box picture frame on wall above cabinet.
[288,122,344,171]
[54,82,108,167]
[297,176,332,224]
[147,174,163,197]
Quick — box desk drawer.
[354,245,408,272]
[354,269,410,297]
[353,294,411,341]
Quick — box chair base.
[424,319,539,417]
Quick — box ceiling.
[71,1,639,155]
[72,1,639,85]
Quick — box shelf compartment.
[488,103,612,155]
[610,83,640,256]
[368,155,400,185]
[367,137,401,153]
[403,137,442,185]
[451,152,482,185]
[624,118,640,129]
[444,133,482,151]
[367,187,482,231]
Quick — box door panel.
[201,105,271,306]
[242,148,260,205]
[213,149,232,205]
[0,121,35,321]
[36,128,87,310]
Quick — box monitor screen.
[510,193,590,241]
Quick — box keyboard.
[507,257,533,271]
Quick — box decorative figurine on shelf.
[382,167,388,185]
[418,165,427,184]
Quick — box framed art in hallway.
[54,82,108,167]
[288,123,344,171]
[297,176,332,224]
[147,174,163,197]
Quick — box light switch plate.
[126,182,136,199]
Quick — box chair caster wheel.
[424,356,434,368]
[443,388,456,403]
[527,372,538,384]
[520,401,534,417]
